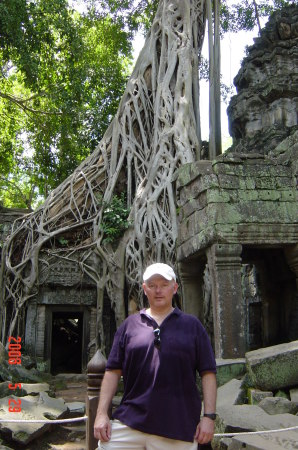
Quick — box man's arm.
[195,371,217,444]
[94,369,122,442]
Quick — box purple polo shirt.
[106,307,216,442]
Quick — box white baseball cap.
[143,263,176,282]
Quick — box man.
[94,263,217,449]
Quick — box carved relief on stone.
[241,264,263,350]
[39,256,84,286]
[227,5,298,155]
[203,263,214,346]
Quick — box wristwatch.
[204,413,217,420]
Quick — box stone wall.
[0,207,99,372]
[174,4,298,358]
[176,151,297,260]
[0,207,29,247]
[175,149,297,358]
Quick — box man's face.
[143,275,178,310]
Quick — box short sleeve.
[106,323,126,370]
[196,324,216,375]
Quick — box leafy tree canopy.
[0,0,294,209]
[0,0,132,208]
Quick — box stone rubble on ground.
[214,340,298,449]
[65,402,86,417]
[245,340,298,391]
[258,396,298,416]
[248,388,273,405]
[0,392,68,445]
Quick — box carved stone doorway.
[45,306,90,374]
[178,246,296,357]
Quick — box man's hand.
[94,412,112,442]
[194,416,215,444]
[93,370,122,442]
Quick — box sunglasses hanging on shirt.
[153,328,161,348]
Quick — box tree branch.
[0,90,62,116]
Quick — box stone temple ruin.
[175,5,298,358]
[0,3,297,373]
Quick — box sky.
[71,0,271,147]
[131,0,276,149]
[132,26,261,147]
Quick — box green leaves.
[0,0,132,208]
[100,193,131,243]
[220,0,293,34]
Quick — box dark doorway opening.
[242,247,296,348]
[51,311,83,374]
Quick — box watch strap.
[203,413,217,420]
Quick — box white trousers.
[98,420,198,450]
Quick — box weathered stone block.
[255,177,277,189]
[290,388,298,403]
[276,175,296,189]
[175,163,193,188]
[181,193,207,217]
[21,383,50,395]
[65,401,85,417]
[179,210,210,238]
[0,392,68,445]
[191,174,219,195]
[247,388,273,405]
[216,359,246,387]
[175,161,214,189]
[237,201,297,223]
[244,177,256,189]
[190,160,213,176]
[258,396,298,415]
[206,204,243,225]
[207,189,230,203]
[245,340,298,390]
[257,190,281,201]
[217,174,240,189]
[279,190,297,202]
[212,161,243,176]
[238,190,259,201]
[217,379,245,408]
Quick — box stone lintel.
[37,289,96,306]
[177,222,298,262]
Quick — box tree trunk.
[1,0,214,352]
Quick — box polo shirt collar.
[140,307,182,317]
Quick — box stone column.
[178,258,205,321]
[86,350,108,450]
[207,243,246,358]
[284,244,298,341]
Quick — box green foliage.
[220,0,294,34]
[100,193,131,243]
[57,236,69,246]
[0,0,132,208]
